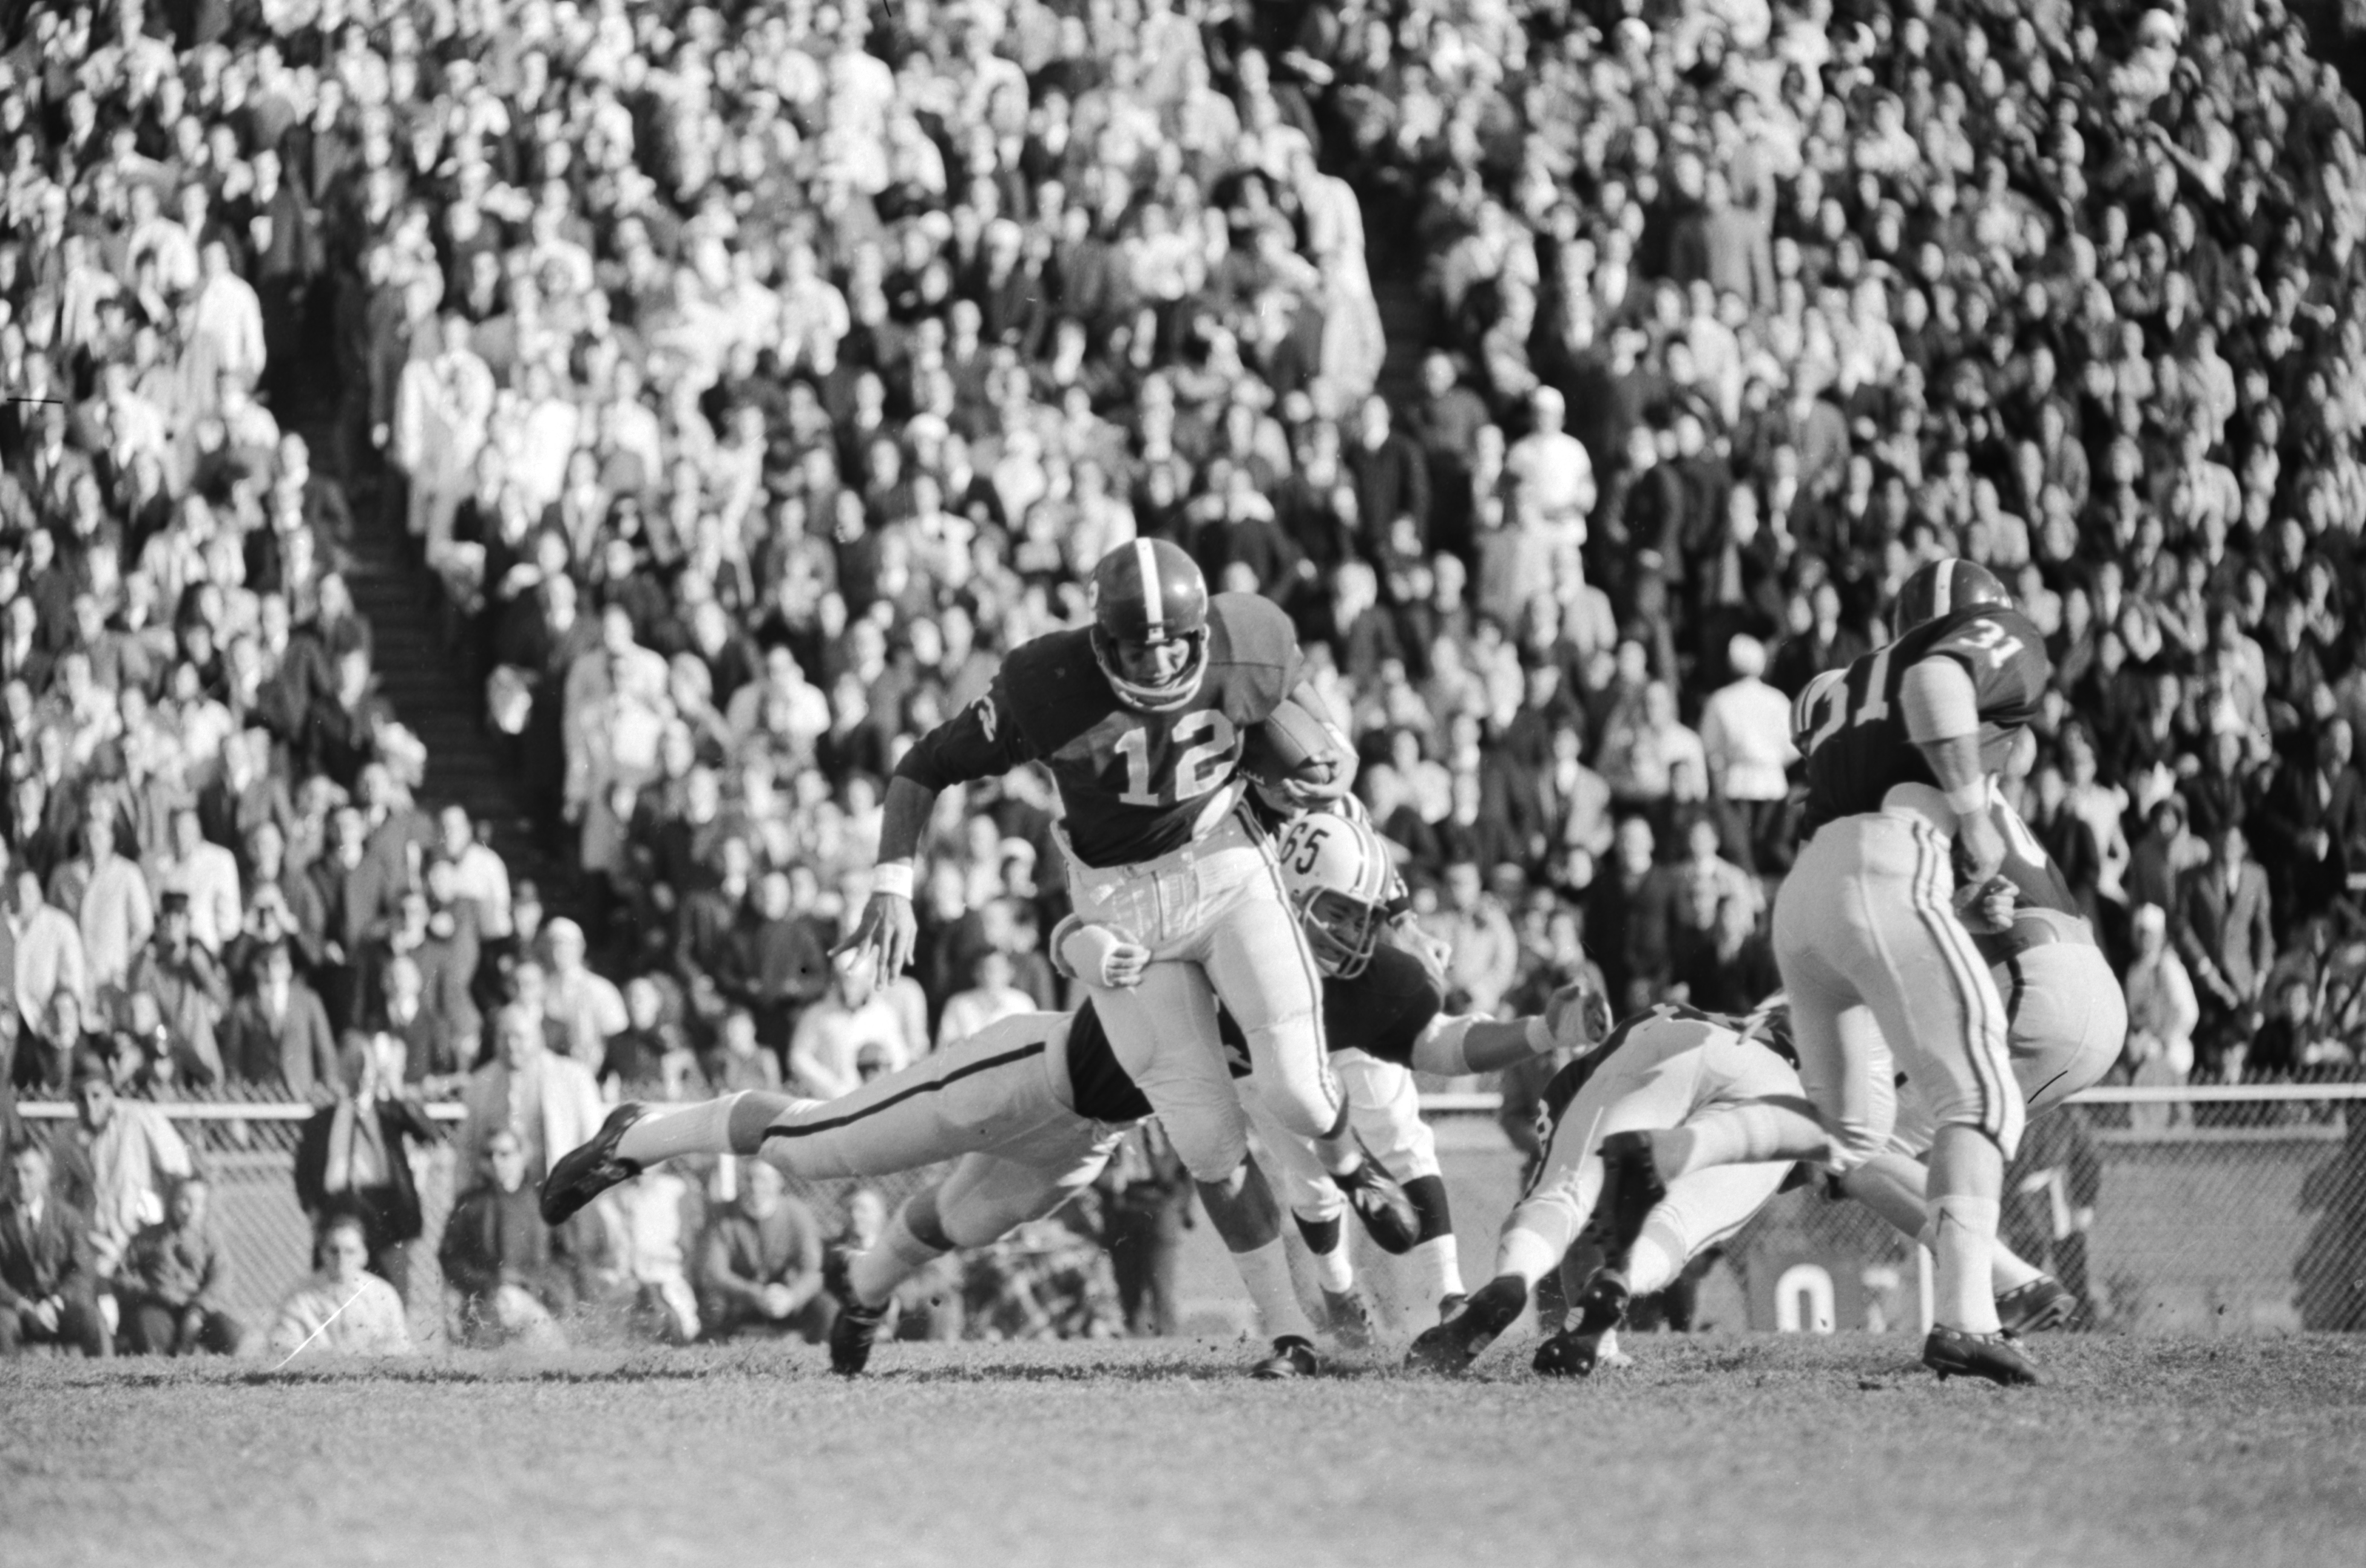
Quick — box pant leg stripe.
[1925,832,2011,1141]
[759,1043,1047,1142]
[1909,828,2011,1141]
[1245,807,1340,1118]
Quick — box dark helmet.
[1089,539,1210,712]
[1893,558,2011,640]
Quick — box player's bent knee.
[1169,1117,1254,1185]
[1243,1019,1340,1139]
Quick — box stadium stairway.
[339,483,579,918]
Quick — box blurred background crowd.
[7,0,2366,1356]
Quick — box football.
[1240,695,1348,791]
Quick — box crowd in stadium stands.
[6,0,2366,1355]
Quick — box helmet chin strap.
[1095,630,1207,712]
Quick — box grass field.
[4,1333,2363,1568]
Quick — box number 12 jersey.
[895,592,1303,868]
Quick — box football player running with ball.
[540,808,1590,1377]
[1587,559,2056,1386]
[835,539,1414,1377]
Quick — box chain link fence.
[12,1095,948,1351]
[1675,1086,2366,1335]
[17,1085,2365,1347]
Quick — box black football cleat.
[1335,1145,1421,1255]
[1532,1266,1630,1378]
[1252,1335,1322,1379]
[824,1246,888,1377]
[1923,1325,2050,1386]
[1592,1131,1668,1268]
[1404,1274,1527,1375]
[1322,1286,1376,1350]
[539,1102,651,1224]
[1994,1276,2078,1337]
[1530,1328,1602,1377]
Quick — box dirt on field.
[3,1334,2363,1568]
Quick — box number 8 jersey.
[1795,605,2051,840]
[895,592,1303,868]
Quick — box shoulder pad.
[995,628,1109,745]
[1207,592,1298,671]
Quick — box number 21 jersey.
[895,592,1301,868]
[1797,606,2051,839]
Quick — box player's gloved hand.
[1544,975,1608,1053]
[1058,919,1151,989]
[833,889,918,991]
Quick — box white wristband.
[870,862,915,900]
[1525,1015,1554,1055]
[1943,783,1988,817]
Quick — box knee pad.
[1168,1104,1254,1185]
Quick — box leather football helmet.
[1089,539,1211,712]
[1892,558,2011,640]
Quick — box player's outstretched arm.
[833,773,939,990]
[836,689,1037,988]
[1408,981,1601,1075]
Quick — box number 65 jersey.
[1795,605,2051,840]
[896,592,1302,869]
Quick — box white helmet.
[1274,804,1394,978]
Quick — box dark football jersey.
[1797,606,2051,838]
[1213,944,1448,1075]
[1064,1000,1156,1124]
[896,593,1302,868]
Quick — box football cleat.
[1592,1131,1668,1268]
[1322,1286,1376,1350]
[1335,1146,1422,1255]
[1251,1335,1322,1380]
[824,1246,888,1377]
[1923,1325,2050,1387]
[1530,1328,1602,1378]
[1532,1266,1631,1378]
[539,1102,651,1224]
[1435,1292,1469,1327]
[1994,1276,2078,1337]
[1404,1274,1527,1375]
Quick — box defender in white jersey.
[1408,1000,1805,1375]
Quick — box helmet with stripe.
[1792,668,1848,750]
[1275,804,1394,978]
[1089,539,1211,712]
[1893,557,2011,640]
